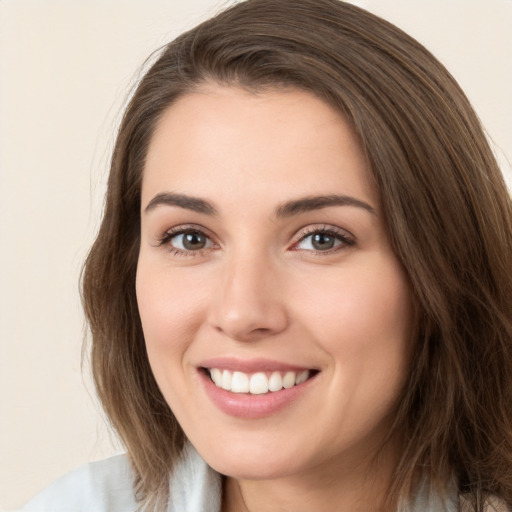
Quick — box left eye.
[296,231,348,251]
[169,230,213,251]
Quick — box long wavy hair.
[81,0,512,510]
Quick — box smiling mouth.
[203,368,318,395]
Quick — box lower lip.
[199,370,317,419]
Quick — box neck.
[221,447,398,512]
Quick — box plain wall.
[1,0,510,510]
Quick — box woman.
[23,0,512,511]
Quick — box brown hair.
[81,0,512,510]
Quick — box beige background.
[0,0,511,510]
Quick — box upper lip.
[199,357,315,373]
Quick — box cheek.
[135,262,212,418]
[296,257,413,389]
[314,255,411,338]
[135,262,206,360]
[341,273,412,352]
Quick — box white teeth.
[268,371,283,392]
[210,368,222,386]
[221,370,232,391]
[208,368,312,394]
[231,371,249,393]
[282,371,295,389]
[249,372,269,394]
[295,370,309,385]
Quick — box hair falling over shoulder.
[81,0,512,510]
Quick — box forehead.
[141,85,376,209]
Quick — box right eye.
[159,228,215,256]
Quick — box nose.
[208,253,289,342]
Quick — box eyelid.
[157,224,218,255]
[155,223,354,257]
[291,224,355,253]
[157,222,214,239]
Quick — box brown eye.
[183,231,207,250]
[295,228,353,252]
[170,230,212,251]
[310,233,336,250]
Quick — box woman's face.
[136,85,414,481]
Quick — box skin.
[136,85,414,511]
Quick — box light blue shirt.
[22,444,221,512]
[22,443,466,512]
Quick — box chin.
[194,435,308,480]
[210,457,300,481]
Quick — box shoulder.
[21,444,222,512]
[21,454,137,512]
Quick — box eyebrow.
[144,192,376,217]
[275,194,376,217]
[144,192,218,215]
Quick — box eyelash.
[293,225,355,255]
[157,225,215,257]
[157,224,355,257]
